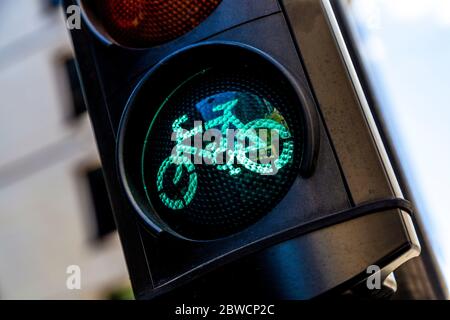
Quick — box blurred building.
[0,0,130,299]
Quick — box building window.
[62,56,87,120]
[85,167,116,240]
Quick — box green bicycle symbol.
[156,93,295,210]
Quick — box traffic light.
[65,0,420,299]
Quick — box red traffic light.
[92,0,222,47]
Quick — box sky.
[346,0,450,289]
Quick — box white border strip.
[321,0,403,198]
[320,0,421,278]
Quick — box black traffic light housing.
[65,0,420,299]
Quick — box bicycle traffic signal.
[65,0,420,299]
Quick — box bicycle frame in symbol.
[156,96,294,210]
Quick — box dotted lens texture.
[142,67,303,240]
[95,0,222,47]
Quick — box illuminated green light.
[138,64,305,239]
[155,95,294,210]
[157,157,198,210]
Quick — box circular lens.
[119,44,309,240]
[143,73,302,239]
[87,0,222,47]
